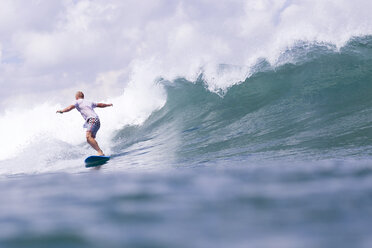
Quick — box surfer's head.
[75,91,84,100]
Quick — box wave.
[112,36,372,164]
[1,36,372,174]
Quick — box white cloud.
[0,0,372,107]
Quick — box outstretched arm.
[56,105,75,114]
[96,103,113,108]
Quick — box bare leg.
[86,131,104,156]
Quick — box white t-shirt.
[74,99,98,120]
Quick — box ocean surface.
[1,35,372,247]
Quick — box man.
[56,91,113,156]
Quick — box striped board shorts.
[84,117,101,138]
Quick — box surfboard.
[85,155,110,168]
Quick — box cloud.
[1,0,372,108]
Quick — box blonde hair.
[76,91,84,99]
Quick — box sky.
[1,0,372,109]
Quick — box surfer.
[56,91,113,156]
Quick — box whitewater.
[1,0,372,247]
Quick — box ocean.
[1,1,372,247]
[1,36,372,247]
